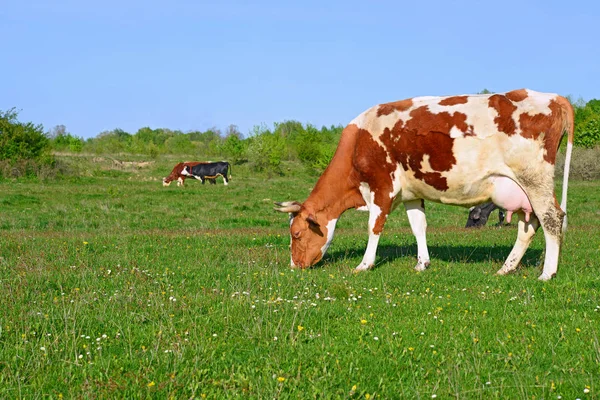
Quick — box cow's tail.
[228,162,232,180]
[559,96,575,233]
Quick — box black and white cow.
[465,202,506,228]
[181,161,231,185]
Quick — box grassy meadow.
[1,155,599,399]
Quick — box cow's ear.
[306,214,319,227]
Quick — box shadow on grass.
[325,244,543,268]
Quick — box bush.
[246,125,286,175]
[0,108,49,161]
[51,133,84,153]
[221,134,246,164]
[556,147,600,181]
[574,116,600,149]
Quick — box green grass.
[0,157,599,399]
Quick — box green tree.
[0,108,49,161]
[221,134,246,163]
[164,133,193,154]
[87,129,131,154]
[246,125,285,174]
[48,125,83,153]
[574,99,600,148]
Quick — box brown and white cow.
[275,89,574,280]
[163,162,218,187]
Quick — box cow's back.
[349,89,569,206]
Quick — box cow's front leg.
[355,199,391,272]
[404,200,430,271]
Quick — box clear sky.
[2,0,599,139]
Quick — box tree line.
[1,94,599,178]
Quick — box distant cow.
[163,162,229,187]
[275,89,574,281]
[466,203,506,228]
[180,161,231,185]
[163,162,201,187]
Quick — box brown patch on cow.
[519,99,565,164]
[406,106,471,137]
[377,99,414,117]
[505,89,529,102]
[353,129,396,234]
[488,94,517,135]
[378,107,460,192]
[439,96,468,106]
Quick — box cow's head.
[162,177,172,187]
[275,201,336,268]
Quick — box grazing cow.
[466,203,505,228]
[163,162,228,187]
[180,161,231,185]
[163,162,200,187]
[275,89,574,280]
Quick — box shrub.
[574,116,600,149]
[0,108,49,161]
[556,147,600,181]
[246,125,286,175]
[51,133,84,153]
[221,134,246,164]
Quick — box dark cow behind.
[181,161,231,185]
[466,203,506,228]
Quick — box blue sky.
[2,0,599,138]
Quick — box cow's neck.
[303,125,364,224]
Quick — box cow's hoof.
[414,261,430,272]
[354,262,372,272]
[538,272,554,281]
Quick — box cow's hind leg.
[404,200,430,271]
[519,184,565,280]
[535,199,565,281]
[497,212,540,275]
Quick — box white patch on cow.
[539,229,561,280]
[177,177,184,186]
[355,230,380,272]
[349,114,368,129]
[389,164,404,200]
[523,90,554,115]
[419,154,435,173]
[356,205,369,212]
[181,167,191,176]
[355,181,383,271]
[358,182,373,206]
[356,202,382,271]
[320,218,338,256]
[405,200,430,271]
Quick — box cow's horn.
[274,201,302,213]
